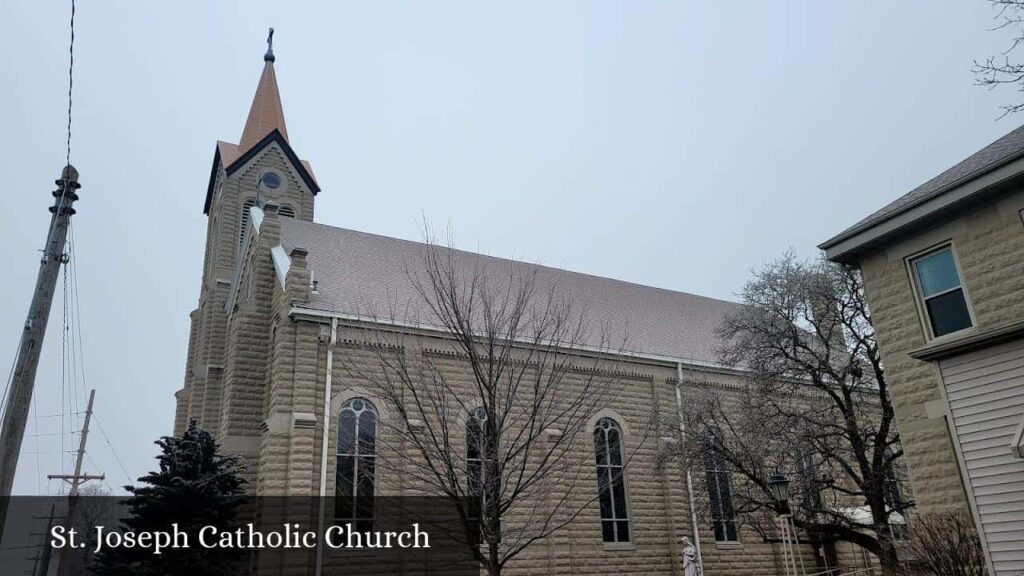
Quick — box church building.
[173,40,873,576]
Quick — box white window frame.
[594,417,633,545]
[906,242,975,341]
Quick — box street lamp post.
[768,471,805,576]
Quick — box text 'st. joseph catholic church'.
[174,42,875,575]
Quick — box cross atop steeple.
[264,27,275,63]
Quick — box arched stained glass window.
[702,427,738,542]
[336,398,377,530]
[594,417,630,543]
[467,406,489,543]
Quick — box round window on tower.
[262,171,282,190]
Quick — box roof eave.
[224,128,320,194]
[202,145,224,215]
[821,154,1024,264]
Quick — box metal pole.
[778,516,793,576]
[0,166,82,545]
[785,516,800,576]
[675,363,703,566]
[791,516,807,576]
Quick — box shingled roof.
[278,218,741,366]
[821,123,1024,254]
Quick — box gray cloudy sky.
[0,1,1020,494]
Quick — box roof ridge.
[281,218,740,306]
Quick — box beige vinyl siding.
[940,338,1024,576]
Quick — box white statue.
[682,536,702,576]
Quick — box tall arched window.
[882,447,907,539]
[336,398,377,530]
[702,427,737,542]
[594,417,630,543]
[239,197,257,247]
[467,406,489,543]
[796,440,821,513]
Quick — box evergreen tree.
[90,421,246,576]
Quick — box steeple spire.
[239,27,288,152]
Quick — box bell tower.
[174,29,320,437]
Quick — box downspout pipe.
[315,318,338,576]
[675,362,703,568]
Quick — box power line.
[91,413,133,488]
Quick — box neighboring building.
[175,42,877,575]
[821,126,1024,576]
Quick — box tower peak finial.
[264,27,275,63]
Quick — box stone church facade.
[173,47,874,576]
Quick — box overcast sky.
[1,1,1020,495]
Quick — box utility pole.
[0,165,82,545]
[48,391,102,499]
[49,389,102,576]
[31,504,57,576]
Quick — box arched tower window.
[278,204,296,218]
[239,197,257,247]
[594,417,630,543]
[336,398,377,530]
[702,427,738,542]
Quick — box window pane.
[725,520,738,542]
[718,471,735,519]
[713,523,725,542]
[594,429,607,465]
[468,460,483,497]
[336,456,354,519]
[468,424,483,460]
[611,471,628,519]
[357,457,375,519]
[607,428,622,466]
[359,411,376,455]
[338,411,355,455]
[915,248,960,297]
[597,469,613,518]
[602,520,615,542]
[926,289,972,336]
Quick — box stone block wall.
[857,186,1024,517]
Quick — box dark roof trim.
[909,320,1024,361]
[202,129,320,215]
[821,154,1024,263]
[203,145,223,215]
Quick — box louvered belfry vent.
[240,197,257,246]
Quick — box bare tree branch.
[671,253,910,575]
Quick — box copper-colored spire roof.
[239,55,289,152]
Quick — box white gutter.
[314,317,337,576]
[675,362,703,569]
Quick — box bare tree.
[974,0,1024,115]
[343,232,648,576]
[903,511,984,576]
[676,253,910,574]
